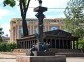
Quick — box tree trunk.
[22,18,29,37]
[20,1,29,37]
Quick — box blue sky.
[0,0,69,36]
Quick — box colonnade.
[44,39,77,49]
[17,39,37,49]
[17,38,78,49]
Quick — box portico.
[17,29,78,49]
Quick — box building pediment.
[44,29,71,37]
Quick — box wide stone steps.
[13,49,84,57]
[50,49,82,53]
[55,53,84,57]
[50,49,84,57]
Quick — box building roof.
[17,29,78,41]
[42,29,78,40]
[44,29,71,37]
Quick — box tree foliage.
[3,0,16,7]
[3,0,31,37]
[0,27,4,42]
[64,0,84,39]
[78,39,84,52]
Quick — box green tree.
[64,0,84,39]
[0,27,4,42]
[3,0,30,37]
[78,39,84,52]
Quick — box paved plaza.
[0,59,16,62]
[66,57,84,62]
[0,53,84,62]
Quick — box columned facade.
[17,30,78,49]
[17,37,78,49]
[10,18,64,42]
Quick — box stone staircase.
[54,49,81,53]
[13,49,84,57]
[52,49,84,57]
[55,53,84,57]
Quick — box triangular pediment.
[44,29,71,37]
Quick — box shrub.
[9,42,17,51]
[0,42,7,51]
[78,39,84,52]
[0,42,16,52]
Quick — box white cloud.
[26,0,69,18]
[0,0,4,4]
[14,0,69,18]
[26,8,36,18]
[29,0,69,8]
[0,9,10,19]
[0,24,10,36]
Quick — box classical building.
[17,29,78,49]
[10,18,79,51]
[10,18,64,42]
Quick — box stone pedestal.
[16,55,66,62]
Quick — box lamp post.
[34,0,47,51]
